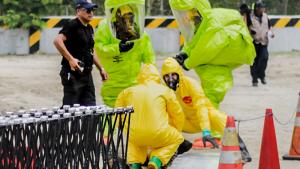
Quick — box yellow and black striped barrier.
[270,18,300,28]
[145,18,178,28]
[27,17,300,54]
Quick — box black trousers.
[250,43,269,83]
[60,68,96,106]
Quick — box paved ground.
[169,150,219,169]
[1,52,300,168]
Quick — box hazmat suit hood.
[105,0,145,41]
[169,0,211,15]
[169,0,211,43]
[137,64,161,84]
[162,57,184,85]
[162,57,227,135]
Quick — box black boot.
[177,139,192,155]
[238,135,252,163]
[252,78,258,87]
[260,78,267,85]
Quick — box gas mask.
[188,8,202,34]
[114,5,140,41]
[172,8,202,43]
[163,73,180,91]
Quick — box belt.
[61,67,93,76]
[83,67,93,73]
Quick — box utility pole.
[160,0,164,15]
[146,0,151,15]
[283,0,289,15]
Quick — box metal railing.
[0,105,133,169]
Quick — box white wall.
[269,28,300,52]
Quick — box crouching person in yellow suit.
[162,57,227,148]
[161,57,252,163]
[115,64,184,169]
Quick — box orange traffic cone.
[218,116,243,169]
[258,108,280,169]
[283,93,300,160]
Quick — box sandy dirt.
[1,52,300,168]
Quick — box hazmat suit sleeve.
[115,90,127,107]
[183,28,229,69]
[141,33,155,64]
[187,78,212,131]
[165,89,185,131]
[94,20,121,58]
[115,90,130,127]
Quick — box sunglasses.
[81,8,95,14]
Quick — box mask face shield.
[107,4,145,41]
[163,73,180,91]
[172,8,202,43]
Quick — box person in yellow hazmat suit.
[169,0,256,108]
[115,64,184,169]
[162,57,226,147]
[161,57,252,163]
[95,0,155,107]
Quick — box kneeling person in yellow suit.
[115,64,184,169]
[161,57,252,163]
[162,57,226,148]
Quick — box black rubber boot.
[177,139,192,155]
[252,78,258,87]
[260,78,267,85]
[238,135,252,164]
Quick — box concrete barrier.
[0,28,29,55]
[40,28,61,54]
[269,28,300,52]
[146,28,180,53]
[1,16,300,55]
[269,15,300,52]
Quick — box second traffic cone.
[283,93,300,160]
[258,108,280,169]
[218,116,243,169]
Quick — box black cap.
[255,2,266,9]
[239,3,250,14]
[76,0,98,10]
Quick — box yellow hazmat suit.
[115,64,184,166]
[161,57,227,137]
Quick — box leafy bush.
[0,0,63,29]
[0,10,45,29]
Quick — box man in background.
[250,1,275,86]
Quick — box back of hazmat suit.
[115,64,184,168]
[169,0,256,108]
[95,0,155,107]
[162,57,227,138]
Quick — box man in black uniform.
[54,0,108,106]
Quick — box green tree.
[0,0,49,29]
